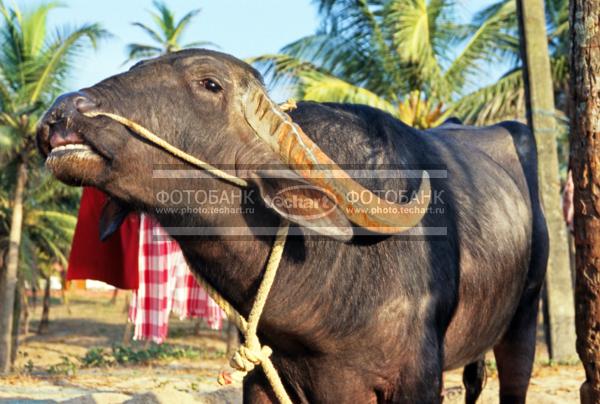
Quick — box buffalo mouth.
[44,123,107,185]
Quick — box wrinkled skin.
[37,49,548,404]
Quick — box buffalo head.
[37,49,429,239]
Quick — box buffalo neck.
[153,205,281,317]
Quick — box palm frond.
[0,125,21,159]
[0,111,17,127]
[127,2,212,61]
[0,2,26,88]
[384,0,449,98]
[312,0,342,17]
[27,172,80,206]
[298,72,397,116]
[280,28,400,99]
[0,75,14,111]
[330,0,399,97]
[249,53,330,90]
[452,69,525,125]
[20,2,61,57]
[171,8,201,44]
[18,232,35,277]
[546,0,568,29]
[151,0,175,38]
[34,228,69,267]
[443,0,518,91]
[124,43,162,63]
[29,210,76,232]
[28,23,109,103]
[131,22,164,44]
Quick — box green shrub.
[47,356,78,376]
[81,347,114,367]
[80,343,217,367]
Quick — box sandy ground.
[0,290,585,403]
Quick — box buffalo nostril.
[74,96,97,113]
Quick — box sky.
[16,0,503,102]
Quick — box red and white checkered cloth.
[129,214,224,343]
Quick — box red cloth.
[563,170,574,233]
[128,215,224,342]
[67,187,140,289]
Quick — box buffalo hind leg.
[493,290,541,404]
[462,358,485,404]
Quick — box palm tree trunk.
[109,289,118,305]
[10,283,21,366]
[57,263,71,314]
[516,0,577,361]
[31,282,37,310]
[20,282,29,335]
[569,1,600,402]
[38,275,51,335]
[0,159,27,374]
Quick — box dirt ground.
[0,290,585,403]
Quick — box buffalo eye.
[200,78,222,93]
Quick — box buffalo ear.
[251,169,353,241]
[99,198,130,241]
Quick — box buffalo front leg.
[392,342,444,403]
[243,368,278,404]
[462,358,485,404]
[493,291,541,404]
[392,364,444,403]
[244,364,377,403]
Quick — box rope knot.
[230,343,273,373]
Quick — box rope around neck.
[82,110,293,404]
[194,222,291,404]
[82,111,248,188]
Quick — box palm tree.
[0,1,108,373]
[252,0,516,129]
[20,171,79,336]
[0,165,79,341]
[453,0,569,125]
[125,1,217,63]
[252,0,569,129]
[516,0,576,362]
[453,0,570,180]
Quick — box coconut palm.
[252,0,517,129]
[0,0,108,373]
[452,0,571,180]
[452,0,569,125]
[125,1,217,63]
[253,0,568,128]
[0,164,80,332]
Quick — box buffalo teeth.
[50,144,92,153]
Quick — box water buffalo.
[37,49,548,403]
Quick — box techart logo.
[267,185,338,221]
